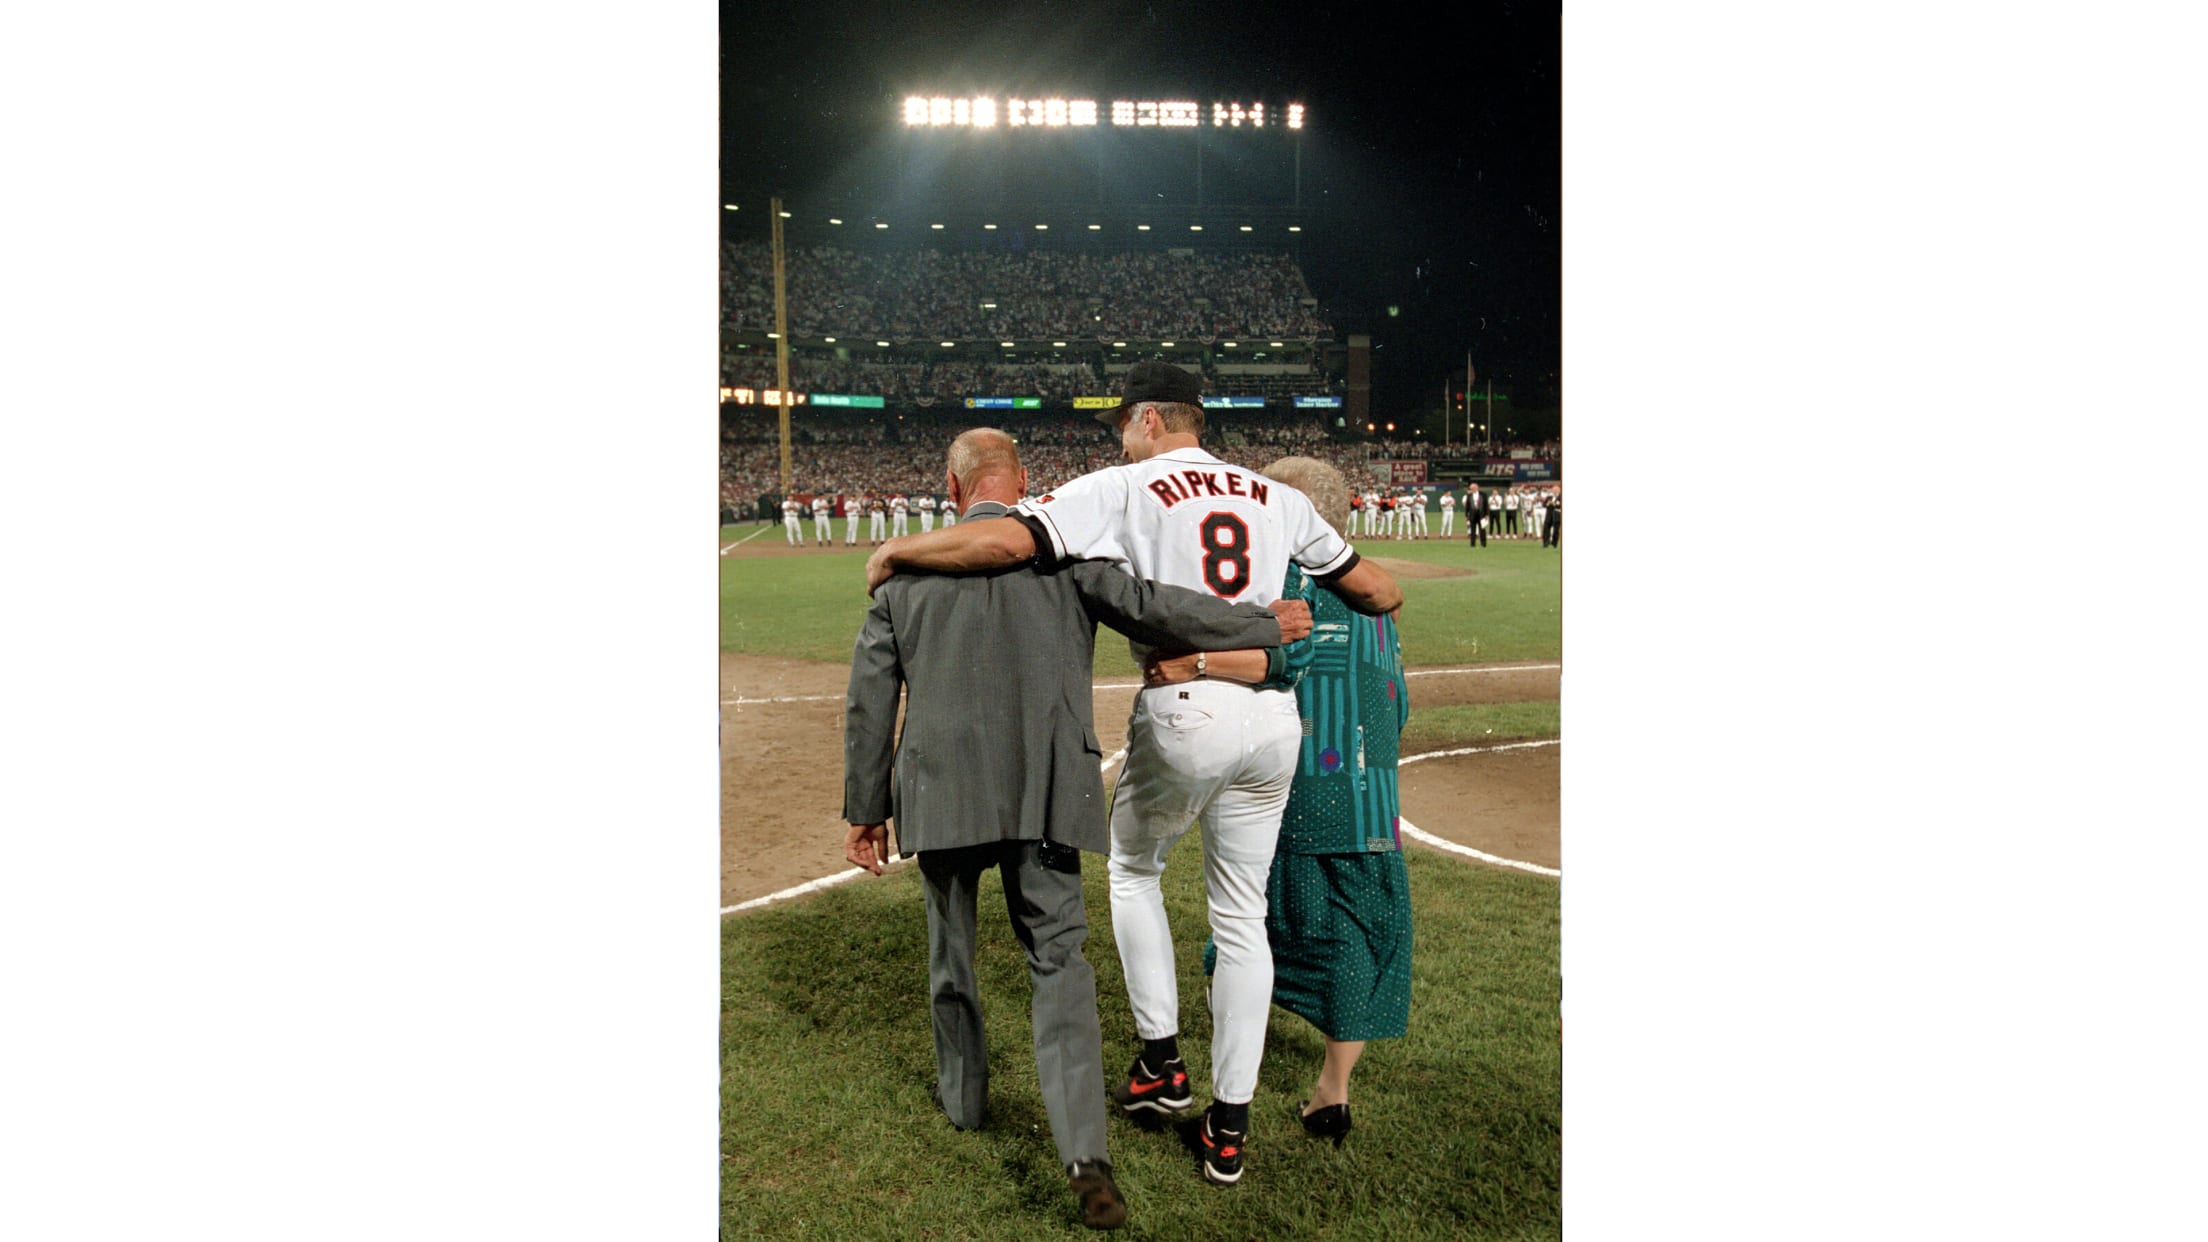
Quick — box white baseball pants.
[1107,681,1300,1106]
[783,516,802,544]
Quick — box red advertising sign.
[1388,460,1428,485]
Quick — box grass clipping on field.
[721,849,1560,1240]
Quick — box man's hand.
[1143,653,1204,687]
[864,541,900,597]
[846,822,891,875]
[1268,598,1312,641]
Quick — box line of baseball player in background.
[782,484,1563,547]
[1347,484,1562,542]
[780,492,961,546]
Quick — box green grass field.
[719,524,1562,672]
[720,523,1562,1239]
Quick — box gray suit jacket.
[843,503,1288,857]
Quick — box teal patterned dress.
[1207,564,1413,1041]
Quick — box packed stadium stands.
[718,237,1554,520]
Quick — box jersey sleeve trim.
[1011,508,1067,566]
[1304,543,1359,581]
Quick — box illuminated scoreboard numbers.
[1116,100,1200,127]
[1211,101,1267,128]
[903,95,1000,127]
[903,95,1302,131]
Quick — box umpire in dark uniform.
[1468,487,1489,547]
[843,429,1310,1231]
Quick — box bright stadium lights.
[1189,225,1203,232]
[902,95,1299,130]
[1288,226,1302,232]
[1112,342,1127,348]
[876,222,889,229]
[980,302,997,309]
[1088,224,1101,230]
[1161,341,1175,347]
[767,333,780,339]
[876,341,889,347]
[941,341,956,348]
[824,337,836,343]
[1036,223,1049,230]
[723,204,738,211]
[829,218,843,225]
[1270,341,1283,347]
[931,223,945,229]
[1136,224,1151,231]
[1239,225,1253,232]
[1222,342,1237,348]
[983,223,998,230]
[1001,341,1015,347]
[778,211,791,218]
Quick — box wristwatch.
[1196,651,1208,680]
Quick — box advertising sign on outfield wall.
[1388,461,1428,484]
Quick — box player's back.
[1017,447,1352,667]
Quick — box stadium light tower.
[771,196,793,496]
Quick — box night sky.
[721,0,1559,426]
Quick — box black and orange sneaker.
[1196,1108,1246,1186]
[1111,1053,1193,1115]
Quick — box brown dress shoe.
[1067,1159,1127,1230]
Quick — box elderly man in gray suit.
[843,428,1310,1231]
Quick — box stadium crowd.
[720,406,1558,521]
[721,242,1332,342]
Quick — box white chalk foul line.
[1398,818,1560,877]
[1399,739,1559,764]
[1406,662,1559,678]
[724,741,1557,914]
[720,853,914,915]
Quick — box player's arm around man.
[867,493,1401,616]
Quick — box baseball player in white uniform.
[1438,487,1456,537]
[916,493,937,532]
[1528,488,1546,543]
[811,494,833,545]
[868,496,887,544]
[863,362,1402,1187]
[940,499,957,527]
[1412,488,1430,537]
[890,493,910,538]
[846,492,867,546]
[781,496,803,545]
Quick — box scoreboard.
[903,96,1304,131]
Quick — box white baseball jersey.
[1014,446,1354,662]
[916,496,936,513]
[1439,492,1455,511]
[889,496,908,516]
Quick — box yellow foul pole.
[770,196,793,497]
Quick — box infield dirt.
[720,651,1560,908]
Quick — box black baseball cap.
[1097,360,1203,426]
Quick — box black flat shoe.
[1296,1101,1351,1145]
